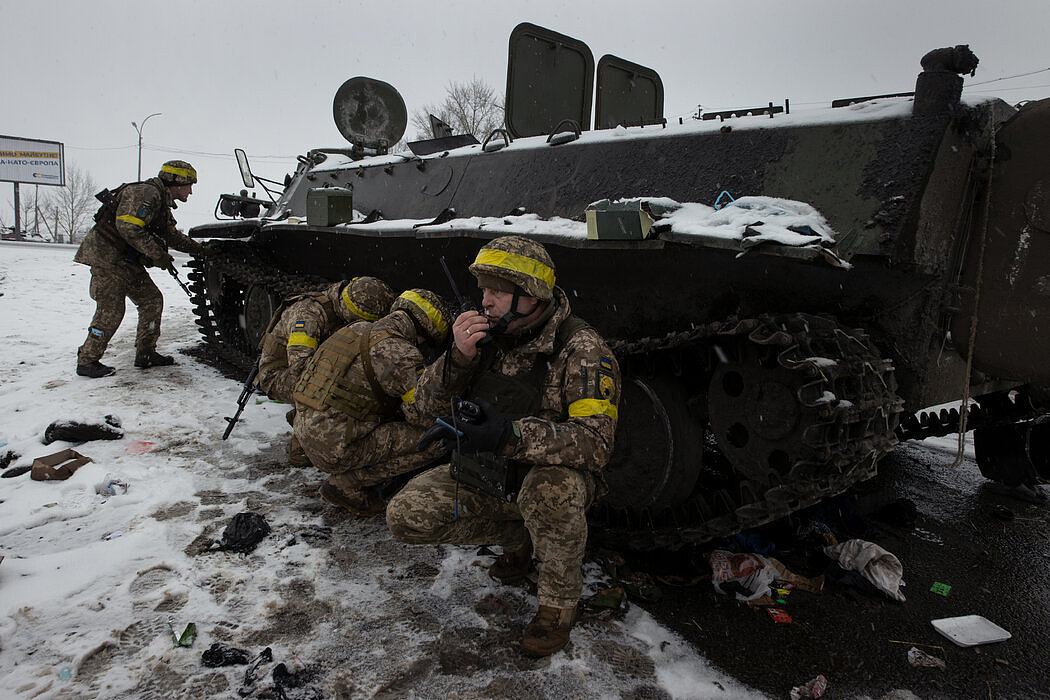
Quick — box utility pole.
[13,183,20,239]
[131,112,162,181]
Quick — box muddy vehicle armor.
[188,24,1050,550]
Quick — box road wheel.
[242,283,279,352]
[603,374,704,512]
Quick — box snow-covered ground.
[0,242,763,698]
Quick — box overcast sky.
[2,0,1048,232]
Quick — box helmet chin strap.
[487,290,527,336]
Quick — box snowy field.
[0,242,762,699]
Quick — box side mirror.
[235,148,255,189]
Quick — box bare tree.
[17,189,38,238]
[42,163,98,244]
[411,78,504,141]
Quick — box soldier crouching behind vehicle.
[255,276,395,466]
[291,289,454,515]
[74,160,204,378]
[385,236,621,658]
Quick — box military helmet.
[338,276,395,322]
[159,160,198,185]
[391,289,452,342]
[468,235,556,301]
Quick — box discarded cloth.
[43,415,123,445]
[202,642,251,667]
[201,512,271,554]
[0,450,19,471]
[709,550,824,602]
[823,538,906,602]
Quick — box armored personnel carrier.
[188,23,1050,549]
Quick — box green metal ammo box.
[306,187,354,226]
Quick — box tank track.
[187,254,904,550]
[591,313,904,551]
[187,241,327,371]
[896,385,1049,442]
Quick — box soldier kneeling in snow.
[291,289,453,514]
[255,276,395,466]
[386,236,621,658]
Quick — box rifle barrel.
[221,359,260,440]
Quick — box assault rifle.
[222,357,260,440]
[166,263,192,299]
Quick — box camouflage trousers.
[386,463,595,608]
[293,408,442,488]
[77,265,164,365]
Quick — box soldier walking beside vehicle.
[292,289,453,514]
[74,160,205,378]
[256,276,395,465]
[386,236,620,657]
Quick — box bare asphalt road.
[631,437,1050,699]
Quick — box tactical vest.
[257,291,339,377]
[92,181,169,264]
[451,315,590,501]
[292,323,401,431]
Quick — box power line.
[64,142,295,161]
[697,78,1049,115]
[145,144,296,161]
[965,83,1050,94]
[966,67,1050,88]
[67,144,137,152]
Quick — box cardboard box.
[31,448,92,481]
[306,187,354,226]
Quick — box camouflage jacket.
[295,310,433,442]
[257,282,348,403]
[74,177,203,271]
[415,287,620,488]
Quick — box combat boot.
[287,435,312,468]
[489,540,533,585]
[135,351,176,368]
[318,474,385,517]
[521,604,578,657]
[76,361,116,378]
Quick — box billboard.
[0,135,65,186]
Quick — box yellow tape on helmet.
[473,249,556,289]
[400,290,448,336]
[342,284,380,321]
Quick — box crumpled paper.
[907,646,946,670]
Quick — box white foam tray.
[931,615,1012,647]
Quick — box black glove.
[199,240,223,259]
[152,251,175,270]
[416,398,511,454]
[417,420,456,452]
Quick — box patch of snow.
[0,241,764,698]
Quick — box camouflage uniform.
[292,304,448,498]
[387,285,621,609]
[256,278,393,404]
[74,175,203,366]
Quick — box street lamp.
[131,112,162,181]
